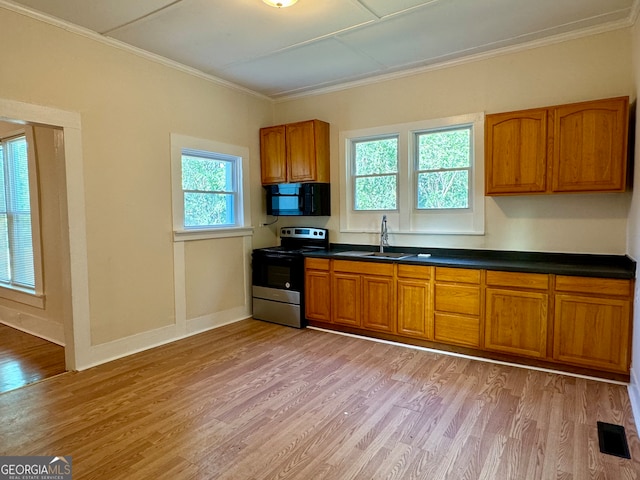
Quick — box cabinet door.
[485,288,548,358]
[552,97,628,192]
[397,278,432,339]
[332,272,361,327]
[362,275,395,333]
[260,125,287,184]
[305,269,331,322]
[485,108,548,195]
[286,120,318,183]
[553,294,630,373]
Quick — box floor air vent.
[597,421,631,459]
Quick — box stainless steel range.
[252,227,329,328]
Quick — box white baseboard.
[628,368,640,430]
[186,306,251,335]
[0,308,65,346]
[78,312,250,371]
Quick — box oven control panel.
[280,227,327,240]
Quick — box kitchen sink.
[366,252,415,259]
[337,251,415,259]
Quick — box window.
[353,136,398,211]
[340,113,484,235]
[182,149,238,228]
[171,134,252,241]
[0,131,39,295]
[415,126,472,210]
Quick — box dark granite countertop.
[305,244,637,279]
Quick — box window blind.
[0,136,35,289]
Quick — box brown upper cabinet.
[485,96,629,195]
[260,119,330,185]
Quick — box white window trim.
[339,113,485,236]
[171,133,253,242]
[0,126,44,308]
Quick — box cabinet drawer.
[305,257,330,270]
[397,264,432,280]
[486,270,549,290]
[333,260,394,276]
[435,284,480,315]
[434,313,480,348]
[555,276,632,297]
[435,267,480,284]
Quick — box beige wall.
[0,6,274,366]
[627,19,640,423]
[273,28,633,254]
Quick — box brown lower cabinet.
[553,276,632,373]
[396,264,433,339]
[304,258,331,322]
[484,270,549,359]
[434,267,481,348]
[331,260,395,332]
[304,258,633,377]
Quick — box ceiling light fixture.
[263,0,298,7]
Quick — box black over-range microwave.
[265,183,330,216]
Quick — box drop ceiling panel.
[11,0,178,33]
[107,0,376,71]
[219,38,383,97]
[340,0,633,69]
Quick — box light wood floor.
[1,319,639,479]
[0,323,66,394]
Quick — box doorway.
[0,118,72,390]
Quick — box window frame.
[340,113,484,235]
[0,125,44,307]
[171,134,252,242]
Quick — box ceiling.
[5,0,639,99]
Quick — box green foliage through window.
[181,150,238,228]
[353,137,398,211]
[416,127,471,210]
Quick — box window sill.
[0,285,45,309]
[173,226,254,242]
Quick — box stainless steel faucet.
[380,215,389,252]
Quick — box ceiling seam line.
[100,0,186,35]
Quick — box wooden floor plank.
[1,319,640,479]
[0,323,66,393]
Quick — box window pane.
[354,138,398,175]
[182,155,232,192]
[417,171,469,209]
[7,138,30,212]
[12,213,34,287]
[355,176,397,210]
[0,215,10,283]
[0,146,5,213]
[184,192,234,227]
[417,128,470,170]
